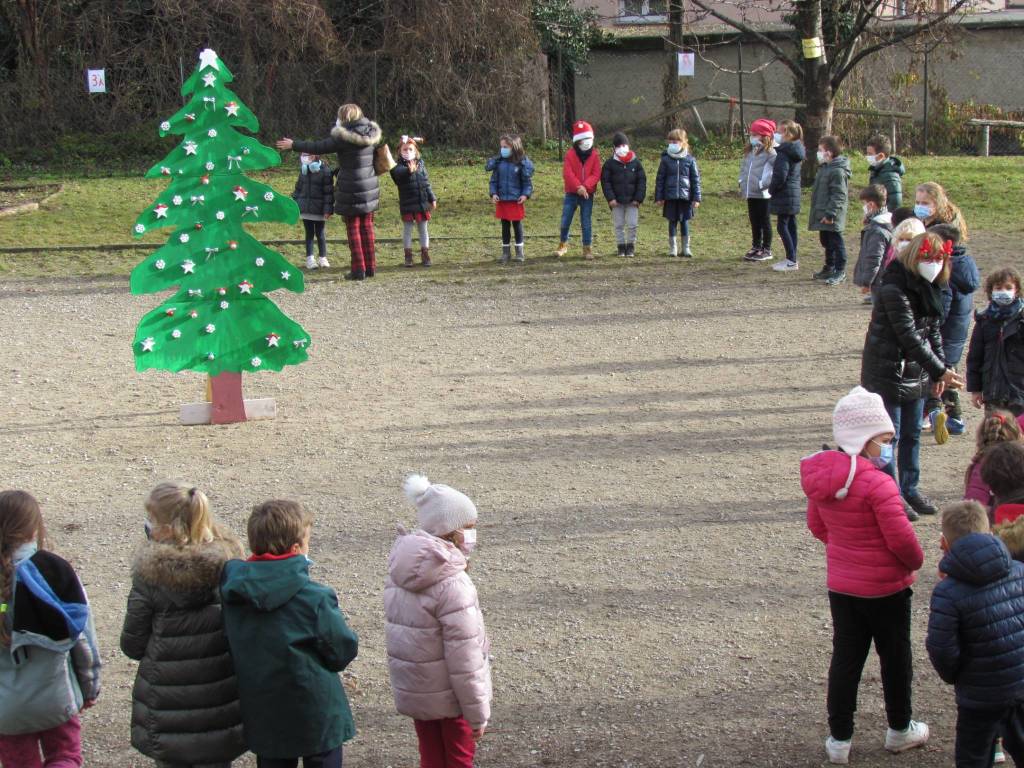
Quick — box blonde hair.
[337,103,364,124]
[892,217,926,244]
[247,500,313,556]
[780,120,803,142]
[898,232,952,284]
[145,482,242,556]
[941,500,990,546]
[916,182,969,241]
[0,490,45,646]
[667,128,689,151]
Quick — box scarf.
[574,145,593,163]
[667,148,688,159]
[901,264,945,318]
[982,297,1024,322]
[615,151,636,164]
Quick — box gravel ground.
[0,252,998,768]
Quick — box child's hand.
[576,185,588,198]
[492,195,500,204]
[821,217,833,225]
[472,725,486,740]
[631,201,640,207]
[432,200,438,210]
[609,200,619,208]
[692,202,700,209]
[276,138,293,151]
[971,392,985,409]
[517,195,526,204]
[656,200,664,206]
[82,699,97,710]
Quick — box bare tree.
[686,0,975,179]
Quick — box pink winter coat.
[384,529,491,728]
[964,460,993,509]
[801,450,924,597]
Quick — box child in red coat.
[801,386,928,764]
[555,120,601,260]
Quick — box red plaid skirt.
[401,211,432,223]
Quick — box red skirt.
[494,201,525,221]
[401,211,431,223]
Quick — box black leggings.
[747,199,772,248]
[303,219,326,258]
[501,219,524,245]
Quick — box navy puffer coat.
[768,141,804,215]
[654,152,700,202]
[927,533,1024,710]
[939,245,981,367]
[486,155,534,201]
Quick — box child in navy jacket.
[486,134,534,264]
[654,128,701,258]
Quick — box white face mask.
[459,528,477,554]
[863,203,874,218]
[578,138,593,151]
[917,260,944,283]
[992,289,1017,306]
[865,154,878,166]
[401,150,416,161]
[817,150,828,164]
[614,145,630,158]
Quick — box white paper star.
[205,324,216,334]
[281,271,291,280]
[198,49,220,71]
[155,259,166,270]
[183,141,198,155]
[255,257,265,267]
[140,337,155,352]
[263,191,275,201]
[172,195,183,206]
[160,121,171,132]
[220,301,229,309]
[160,166,171,175]
[189,310,199,318]
[215,211,225,220]
[238,280,253,294]
[179,233,190,244]
[251,357,262,368]
[233,186,248,201]
[208,129,217,138]
[182,259,195,273]
[205,161,215,171]
[266,334,280,347]
[154,204,168,219]
[134,224,145,234]
[293,339,307,349]
[225,101,239,117]
[202,72,217,88]
[171,329,182,339]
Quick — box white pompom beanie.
[403,474,478,537]
[831,386,895,499]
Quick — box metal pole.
[737,39,745,133]
[557,45,564,158]
[923,49,929,155]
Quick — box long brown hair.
[0,490,45,646]
[916,181,969,241]
[145,482,243,558]
[499,134,525,163]
[966,410,1023,489]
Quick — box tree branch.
[831,0,971,90]
[686,0,803,78]
[832,0,886,76]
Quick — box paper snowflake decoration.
[251,357,262,368]
[179,233,190,244]
[207,129,218,138]
[160,121,171,132]
[255,257,265,267]
[172,195,183,206]
[205,161,215,171]
[171,329,182,339]
[155,259,166,270]
[205,324,216,334]
[216,211,225,221]
[263,191,275,202]
[134,224,146,234]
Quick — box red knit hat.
[572,120,594,143]
[749,118,776,136]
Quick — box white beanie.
[403,474,478,536]
[833,386,894,455]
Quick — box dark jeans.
[747,199,772,248]
[925,386,963,420]
[956,703,1024,768]
[881,398,925,498]
[777,214,798,262]
[668,219,690,238]
[560,193,594,245]
[303,219,326,258]
[819,230,848,272]
[257,746,342,768]
[827,589,914,741]
[500,219,524,245]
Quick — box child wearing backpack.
[0,490,101,768]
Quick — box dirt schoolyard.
[0,245,1010,767]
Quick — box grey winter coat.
[121,541,246,764]
[292,118,382,217]
[808,156,851,232]
[853,210,893,289]
[738,148,776,199]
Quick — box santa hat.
[403,474,478,537]
[831,386,894,499]
[572,120,594,144]
[749,118,777,136]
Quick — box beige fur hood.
[331,117,382,147]
[132,540,240,594]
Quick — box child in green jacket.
[866,134,906,213]
[221,500,358,767]
[809,135,852,287]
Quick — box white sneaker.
[305,255,317,269]
[772,259,799,272]
[885,720,929,753]
[826,736,851,764]
[317,256,330,268]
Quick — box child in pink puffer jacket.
[801,386,927,765]
[385,474,491,768]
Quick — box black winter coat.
[654,152,700,202]
[927,533,1024,710]
[768,141,805,215]
[121,541,246,764]
[861,260,947,403]
[600,155,646,204]
[389,159,437,215]
[292,163,335,218]
[966,303,1024,410]
[292,118,382,217]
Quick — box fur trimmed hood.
[132,540,238,594]
[996,515,1024,561]
[331,118,382,147]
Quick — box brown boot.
[420,247,431,267]
[583,245,595,261]
[404,248,414,268]
[555,241,569,257]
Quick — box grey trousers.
[402,220,430,249]
[611,204,639,245]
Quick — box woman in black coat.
[278,103,382,281]
[768,120,805,271]
[861,232,964,519]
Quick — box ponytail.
[146,482,243,557]
[965,410,1022,489]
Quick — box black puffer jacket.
[292,162,334,218]
[292,117,382,217]
[768,140,805,215]
[389,159,437,215]
[600,154,647,204]
[121,541,246,764]
[861,260,947,403]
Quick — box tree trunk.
[792,0,832,186]
[209,372,247,424]
[662,0,685,133]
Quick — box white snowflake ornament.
[205,161,215,171]
[205,324,216,334]
[134,224,146,234]
[207,129,218,138]
[179,233,190,244]
[172,195,183,206]
[160,121,171,132]
[155,259,166,270]
[251,357,262,368]
[255,257,265,267]
[263,191,275,202]
[171,329,182,339]
[220,301,229,310]
[215,211,225,221]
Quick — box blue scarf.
[982,297,1024,322]
[301,161,322,175]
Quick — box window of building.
[618,0,668,23]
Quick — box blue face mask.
[868,440,894,469]
[667,143,682,154]
[992,289,1017,306]
[308,161,321,173]
[499,146,511,159]
[913,203,933,219]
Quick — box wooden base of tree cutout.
[179,373,276,425]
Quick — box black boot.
[617,243,626,257]
[625,242,636,258]
[344,270,366,281]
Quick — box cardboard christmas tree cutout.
[130,48,308,424]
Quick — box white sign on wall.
[86,69,106,94]
[677,52,695,78]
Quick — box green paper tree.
[130,48,309,391]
